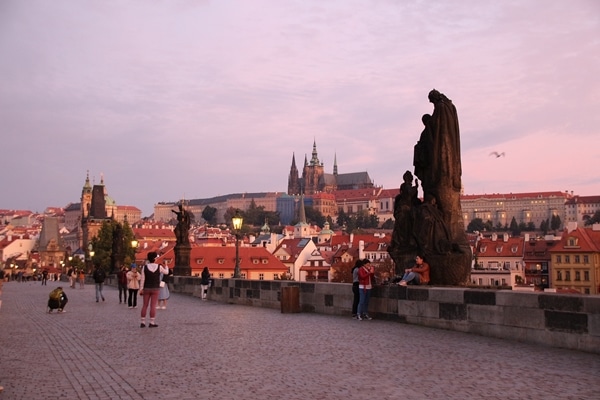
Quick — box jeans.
[357,288,371,316]
[200,284,209,299]
[401,271,421,285]
[95,283,105,301]
[141,289,159,320]
[352,282,360,315]
[128,289,138,307]
[118,284,127,303]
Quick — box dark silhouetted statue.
[172,204,192,276]
[389,90,471,285]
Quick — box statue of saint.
[172,204,191,246]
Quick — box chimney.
[524,233,529,242]
[491,233,497,241]
[503,233,509,242]
[359,240,365,259]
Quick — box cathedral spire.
[333,152,338,176]
[310,139,320,166]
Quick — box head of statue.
[403,170,413,182]
[428,89,441,103]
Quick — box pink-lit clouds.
[1,0,598,216]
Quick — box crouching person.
[48,287,68,313]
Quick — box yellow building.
[550,225,600,294]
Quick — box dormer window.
[253,259,259,264]
[218,258,224,264]
[262,259,268,264]
[480,246,487,253]
[496,246,502,253]
[196,258,204,264]
[511,246,518,253]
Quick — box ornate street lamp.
[232,210,243,279]
[88,243,95,273]
[131,239,139,268]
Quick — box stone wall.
[108,275,600,354]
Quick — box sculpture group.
[389,90,471,285]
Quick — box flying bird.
[489,151,505,158]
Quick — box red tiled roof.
[461,191,569,200]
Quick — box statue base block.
[428,252,471,286]
[173,244,191,276]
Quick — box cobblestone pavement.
[0,280,599,400]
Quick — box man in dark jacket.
[92,265,106,302]
[117,266,128,304]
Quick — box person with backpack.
[48,287,68,313]
[92,265,106,302]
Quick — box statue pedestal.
[428,252,471,286]
[173,244,191,276]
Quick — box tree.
[467,218,485,233]
[331,261,354,283]
[381,218,394,230]
[584,210,600,226]
[540,219,549,235]
[91,220,135,273]
[305,206,326,227]
[509,217,520,236]
[201,205,217,225]
[550,215,562,230]
[526,222,536,231]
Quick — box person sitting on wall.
[398,255,430,286]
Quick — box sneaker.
[128,306,133,309]
[357,315,363,321]
[149,323,158,328]
[140,323,146,328]
[363,314,373,320]
[352,314,357,319]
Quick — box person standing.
[398,255,430,286]
[126,265,140,309]
[41,269,49,286]
[92,265,106,302]
[157,269,170,309]
[117,266,128,304]
[200,266,211,301]
[139,252,168,328]
[78,269,85,288]
[351,259,364,319]
[357,259,375,321]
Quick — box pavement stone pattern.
[0,280,599,400]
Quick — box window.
[565,271,571,281]
[584,255,589,263]
[218,259,224,264]
[259,273,264,280]
[584,288,590,294]
[219,273,224,279]
[253,259,259,264]
[565,255,570,263]
[556,271,562,281]
[478,278,483,285]
[241,273,246,279]
[556,255,561,263]
[501,279,506,286]
[584,271,590,281]
[273,273,279,280]
[575,255,580,263]
[262,259,268,264]
[575,271,581,281]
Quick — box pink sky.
[1,1,599,216]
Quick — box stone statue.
[389,90,471,285]
[172,204,191,246]
[172,204,192,276]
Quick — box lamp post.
[232,210,243,279]
[88,243,95,273]
[131,239,139,269]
